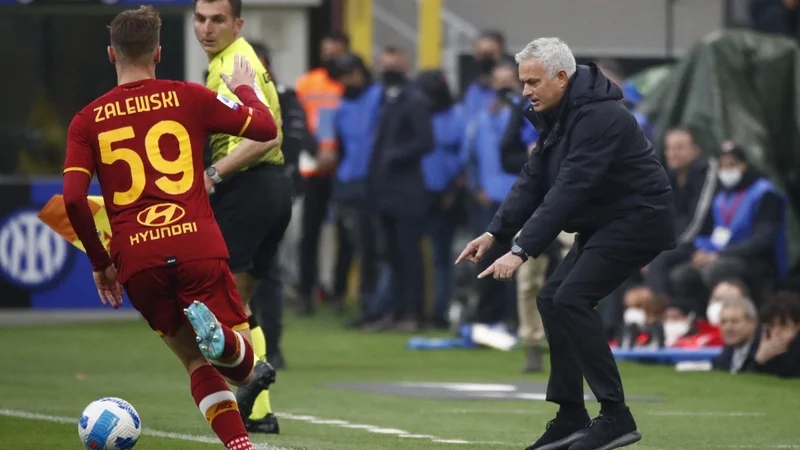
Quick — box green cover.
[637,29,800,271]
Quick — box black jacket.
[368,84,434,217]
[487,64,676,257]
[276,84,316,195]
[671,156,718,245]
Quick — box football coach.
[457,37,676,450]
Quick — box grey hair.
[720,296,758,320]
[515,37,576,78]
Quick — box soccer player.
[62,7,277,449]
[193,0,292,434]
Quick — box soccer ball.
[78,397,141,449]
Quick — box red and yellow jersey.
[62,79,276,281]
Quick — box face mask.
[477,56,496,75]
[663,320,691,346]
[382,70,407,87]
[706,301,724,326]
[496,87,516,103]
[624,308,646,327]
[343,85,364,99]
[321,59,338,77]
[718,168,743,188]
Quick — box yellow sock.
[249,325,273,418]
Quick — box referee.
[194,0,293,434]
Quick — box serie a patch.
[216,94,239,110]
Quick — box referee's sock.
[248,315,274,418]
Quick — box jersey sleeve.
[188,83,278,142]
[63,113,96,177]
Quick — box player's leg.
[124,267,256,450]
[162,327,256,450]
[176,259,276,420]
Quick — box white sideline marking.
[0,409,295,450]
[0,408,518,447]
[274,412,518,446]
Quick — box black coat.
[487,64,676,257]
[368,84,435,217]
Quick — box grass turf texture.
[1,311,798,449]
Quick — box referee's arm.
[214,131,279,178]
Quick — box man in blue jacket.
[417,69,465,327]
[463,60,538,326]
[322,52,385,326]
[458,38,675,450]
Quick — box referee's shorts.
[210,163,293,280]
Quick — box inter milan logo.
[0,210,68,288]
[136,203,186,227]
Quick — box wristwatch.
[511,244,529,262]
[206,166,223,184]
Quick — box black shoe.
[245,413,280,435]
[527,410,590,450]
[568,409,641,450]
[236,360,276,420]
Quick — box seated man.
[751,291,800,378]
[669,142,788,315]
[712,296,760,374]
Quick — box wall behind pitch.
[0,178,133,310]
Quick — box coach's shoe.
[236,360,276,420]
[184,301,225,361]
[245,413,280,435]
[568,408,641,450]
[526,409,590,450]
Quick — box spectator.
[295,31,350,315]
[751,291,800,378]
[618,286,667,349]
[646,127,718,298]
[712,296,761,374]
[417,69,466,328]
[463,60,537,326]
[325,52,383,328]
[669,142,788,315]
[707,278,751,326]
[462,30,507,125]
[364,47,434,332]
[661,302,692,347]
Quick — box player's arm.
[203,55,280,178]
[62,114,113,272]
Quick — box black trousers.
[298,175,332,298]
[250,252,284,358]
[336,205,379,316]
[380,213,426,321]
[538,239,660,406]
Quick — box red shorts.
[124,259,248,337]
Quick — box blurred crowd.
[259,26,799,379]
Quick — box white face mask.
[624,308,646,327]
[664,320,691,347]
[718,169,743,188]
[707,301,724,326]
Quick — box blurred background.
[1,0,799,381]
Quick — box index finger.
[477,264,495,279]
[455,246,472,265]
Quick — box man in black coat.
[457,37,676,450]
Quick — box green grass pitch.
[1,312,798,449]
